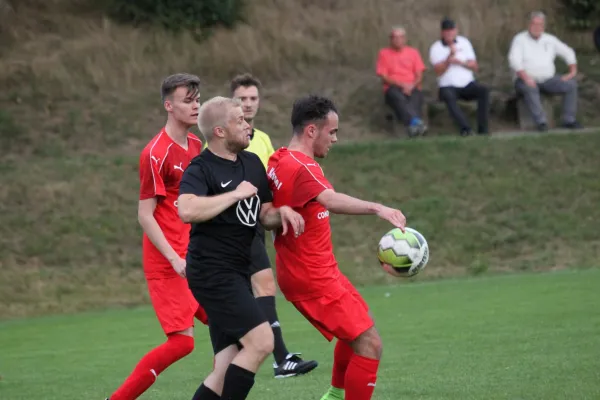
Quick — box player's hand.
[234,180,258,200]
[278,206,305,237]
[170,256,187,278]
[377,206,406,232]
[524,76,537,88]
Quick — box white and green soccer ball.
[377,227,429,277]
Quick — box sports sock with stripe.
[344,354,380,400]
[109,333,194,400]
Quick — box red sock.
[344,354,380,400]
[110,334,194,400]
[331,339,354,389]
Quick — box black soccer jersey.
[179,149,273,279]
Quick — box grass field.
[1,268,599,400]
[2,132,600,318]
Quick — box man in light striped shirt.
[508,11,582,131]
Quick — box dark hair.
[160,73,201,103]
[291,95,338,134]
[230,73,262,96]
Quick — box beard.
[225,136,249,154]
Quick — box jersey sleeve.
[179,162,209,197]
[256,161,273,205]
[375,49,389,77]
[139,150,166,200]
[290,166,332,208]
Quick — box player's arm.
[138,150,186,277]
[178,162,257,223]
[257,158,304,236]
[316,189,406,231]
[316,189,381,215]
[178,191,242,223]
[260,203,305,236]
[138,198,181,264]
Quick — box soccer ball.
[377,227,429,277]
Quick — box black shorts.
[248,223,271,276]
[189,270,268,354]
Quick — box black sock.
[220,363,255,400]
[192,383,221,400]
[256,295,289,364]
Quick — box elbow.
[178,205,194,223]
[138,211,150,229]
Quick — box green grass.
[2,132,600,318]
[1,268,599,399]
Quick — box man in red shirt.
[266,95,407,400]
[376,26,427,137]
[106,73,208,400]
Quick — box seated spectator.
[508,11,582,131]
[376,26,427,137]
[429,18,489,136]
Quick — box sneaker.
[407,118,426,137]
[320,386,345,400]
[273,353,318,379]
[407,124,420,137]
[561,121,583,129]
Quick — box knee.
[565,78,578,91]
[181,338,195,356]
[251,269,276,297]
[168,333,195,359]
[368,332,383,359]
[439,88,455,103]
[247,323,275,360]
[256,332,275,360]
[352,327,383,360]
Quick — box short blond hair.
[197,96,241,142]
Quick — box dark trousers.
[439,81,489,133]
[385,85,423,126]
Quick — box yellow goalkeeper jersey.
[245,128,275,169]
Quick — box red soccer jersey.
[267,148,341,301]
[139,128,202,279]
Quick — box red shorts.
[147,276,208,335]
[291,275,373,342]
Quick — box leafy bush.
[106,0,246,38]
[560,0,600,30]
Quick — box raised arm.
[316,189,406,230]
[178,192,241,223]
[430,42,454,77]
[178,178,256,223]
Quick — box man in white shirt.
[508,11,582,131]
[429,18,490,136]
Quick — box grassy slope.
[1,269,599,399]
[1,132,600,318]
[2,0,600,318]
[1,0,600,159]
